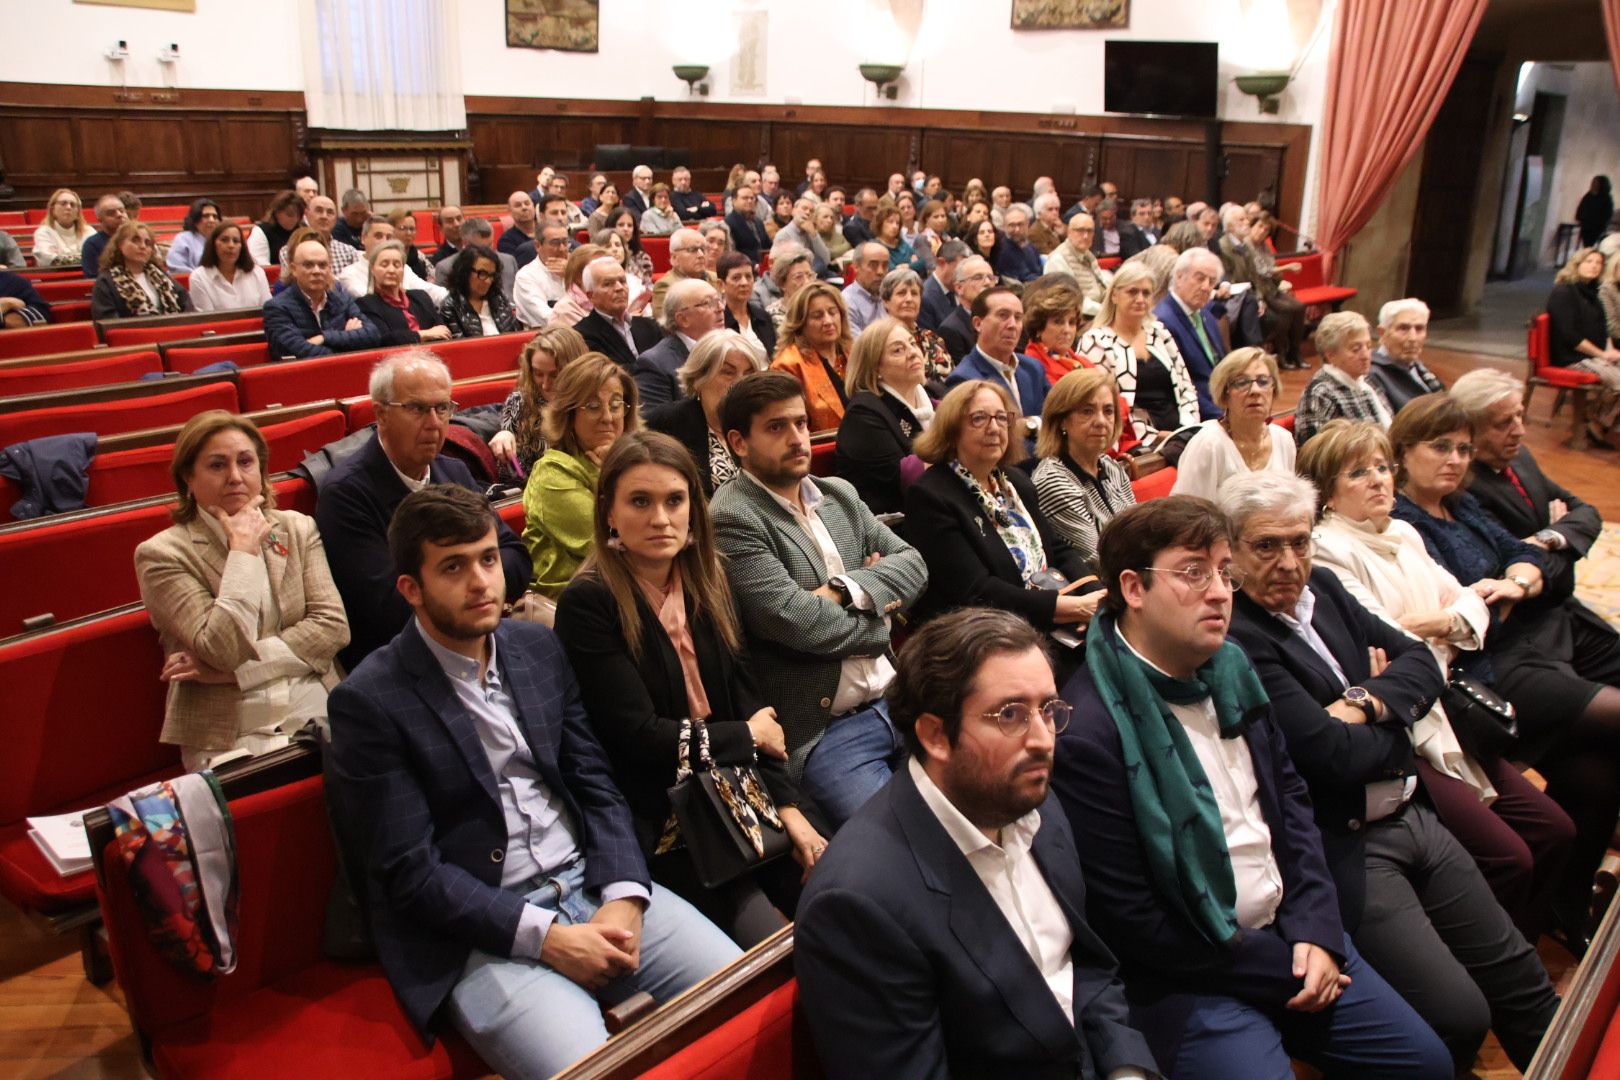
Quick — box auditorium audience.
[327,482,738,1079]
[437,244,521,338]
[623,164,654,218]
[842,242,888,335]
[1546,246,1620,441]
[165,198,221,274]
[602,205,656,283]
[428,206,463,266]
[772,281,853,432]
[584,182,621,233]
[712,371,926,826]
[80,193,127,278]
[1080,262,1199,448]
[383,208,433,283]
[697,218,732,269]
[316,350,529,670]
[339,216,447,303]
[498,191,540,262]
[873,206,926,276]
[835,316,933,514]
[774,197,830,278]
[1057,495,1451,1078]
[30,188,91,267]
[879,266,952,384]
[797,607,1159,1079]
[1044,212,1110,316]
[1155,247,1229,418]
[645,329,767,495]
[279,197,359,277]
[544,243,608,329]
[523,353,639,597]
[512,222,572,328]
[946,285,1049,427]
[354,241,452,347]
[591,227,648,309]
[669,166,718,222]
[1366,297,1443,411]
[633,276,717,409]
[714,251,776,359]
[919,238,967,332]
[1217,204,1307,372]
[1244,211,1308,369]
[331,189,369,250]
[906,380,1098,643]
[554,430,824,947]
[763,244,816,334]
[135,410,348,771]
[812,202,852,270]
[436,220,517,303]
[1293,311,1393,445]
[1576,175,1614,248]
[1030,367,1136,563]
[90,221,192,320]
[1299,418,1576,942]
[263,234,377,358]
[1172,348,1294,500]
[1222,472,1558,1072]
[967,219,1005,279]
[640,183,680,236]
[723,185,770,265]
[490,325,587,481]
[246,190,305,271]
[1028,192,1067,255]
[188,222,271,312]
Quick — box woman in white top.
[1299,417,1574,940]
[1173,347,1295,500]
[639,184,681,237]
[31,188,92,268]
[188,222,271,312]
[1078,260,1199,448]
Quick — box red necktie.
[1503,466,1535,511]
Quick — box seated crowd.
[14,161,1620,1080]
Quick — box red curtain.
[1313,0,1488,277]
[1604,0,1620,96]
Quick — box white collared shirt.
[740,471,895,713]
[389,456,430,493]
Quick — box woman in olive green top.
[522,353,641,595]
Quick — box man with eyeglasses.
[1044,213,1111,318]
[316,349,531,671]
[796,606,1159,1079]
[263,237,381,359]
[633,277,721,410]
[1155,248,1228,419]
[1221,473,1557,1074]
[1055,494,1452,1079]
[648,227,717,323]
[512,222,573,328]
[937,254,996,363]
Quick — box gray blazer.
[711,473,927,770]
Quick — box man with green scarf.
[1052,496,1450,1079]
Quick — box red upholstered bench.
[33,278,97,302]
[1523,312,1602,450]
[0,608,179,915]
[437,331,535,379]
[638,980,821,1080]
[0,320,100,360]
[0,350,163,397]
[103,317,265,348]
[1098,256,1122,271]
[1274,412,1296,434]
[95,767,488,1080]
[239,352,379,410]
[164,340,273,374]
[1279,252,1356,311]
[809,437,836,478]
[53,300,95,323]
[643,236,672,274]
[0,380,239,447]
[1131,465,1177,501]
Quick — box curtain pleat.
[303,0,466,131]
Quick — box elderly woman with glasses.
[522,353,641,598]
[1172,347,1295,501]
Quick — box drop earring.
[606,527,625,551]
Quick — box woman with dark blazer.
[646,330,768,496]
[716,251,778,358]
[353,241,452,347]
[835,317,933,514]
[903,380,1100,640]
[554,431,826,948]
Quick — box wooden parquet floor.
[0,344,1605,1079]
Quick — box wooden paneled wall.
[465,97,1313,230]
[0,83,308,220]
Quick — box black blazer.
[1116,224,1152,259]
[938,304,975,363]
[355,290,446,348]
[903,463,1093,630]
[1227,568,1443,931]
[575,308,662,370]
[633,334,689,411]
[646,396,725,496]
[795,765,1158,1080]
[836,390,921,515]
[1056,665,1344,1067]
[723,301,777,358]
[553,574,796,856]
[726,209,772,265]
[1469,448,1601,609]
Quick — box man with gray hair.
[333,188,371,250]
[774,196,830,277]
[315,349,531,670]
[575,255,662,372]
[511,221,572,327]
[1045,213,1111,317]
[434,218,518,304]
[650,227,717,321]
[1367,298,1442,411]
[843,242,889,335]
[1155,247,1227,419]
[920,238,968,331]
[624,164,655,218]
[636,277,722,409]
[997,205,1043,282]
[938,254,997,362]
[1028,192,1066,255]
[1121,198,1158,255]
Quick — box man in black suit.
[573,256,661,374]
[938,255,996,362]
[1368,299,1444,411]
[1222,473,1557,1074]
[1118,199,1157,257]
[1056,495,1448,1079]
[796,608,1159,1079]
[724,185,771,266]
[315,350,529,671]
[918,238,967,332]
[634,277,720,409]
[843,188,879,247]
[428,205,464,265]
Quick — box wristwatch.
[1506,573,1533,593]
[1341,686,1377,723]
[826,577,854,608]
[1533,529,1563,549]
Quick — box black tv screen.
[1104,41,1219,119]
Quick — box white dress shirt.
[188,265,272,312]
[513,259,566,327]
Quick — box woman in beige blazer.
[135,411,349,770]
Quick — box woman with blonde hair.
[135,411,348,771]
[1171,347,1294,500]
[31,188,92,267]
[1079,260,1198,449]
[771,280,853,431]
[1030,367,1135,565]
[1547,246,1620,440]
[90,220,192,319]
[835,317,934,513]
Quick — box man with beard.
[795,607,1158,1079]
[327,483,739,1080]
[1054,495,1451,1079]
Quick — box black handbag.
[1028,567,1098,651]
[666,719,790,889]
[1443,673,1519,762]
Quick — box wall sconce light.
[859,63,904,101]
[673,65,710,96]
[1234,72,1291,115]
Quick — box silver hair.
[1004,203,1032,224]
[340,188,369,210]
[1449,368,1523,420]
[1218,471,1318,535]
[1172,246,1221,279]
[1032,192,1061,214]
[1032,177,1055,197]
[953,255,991,293]
[1377,297,1432,329]
[580,255,622,293]
[368,348,451,404]
[880,266,922,301]
[769,244,813,286]
[1220,203,1250,232]
[677,329,768,395]
[365,239,407,267]
[668,227,704,253]
[697,218,731,239]
[1131,198,1153,213]
[1314,311,1371,358]
[661,277,716,332]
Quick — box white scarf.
[880,381,934,430]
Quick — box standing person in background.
[1577,176,1614,249]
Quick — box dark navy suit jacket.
[327,618,648,1037]
[919,274,953,331]
[1153,294,1222,419]
[1228,568,1441,931]
[263,283,380,359]
[945,346,1049,418]
[1056,661,1344,1067]
[795,765,1158,1080]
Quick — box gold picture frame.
[1011,0,1128,30]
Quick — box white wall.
[12,0,304,91]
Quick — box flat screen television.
[1103,41,1219,119]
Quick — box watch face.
[1344,687,1370,704]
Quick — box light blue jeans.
[448,861,741,1080]
[799,697,904,829]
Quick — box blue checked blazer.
[326,617,648,1038]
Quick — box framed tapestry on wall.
[1011,0,1128,30]
[506,0,599,52]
